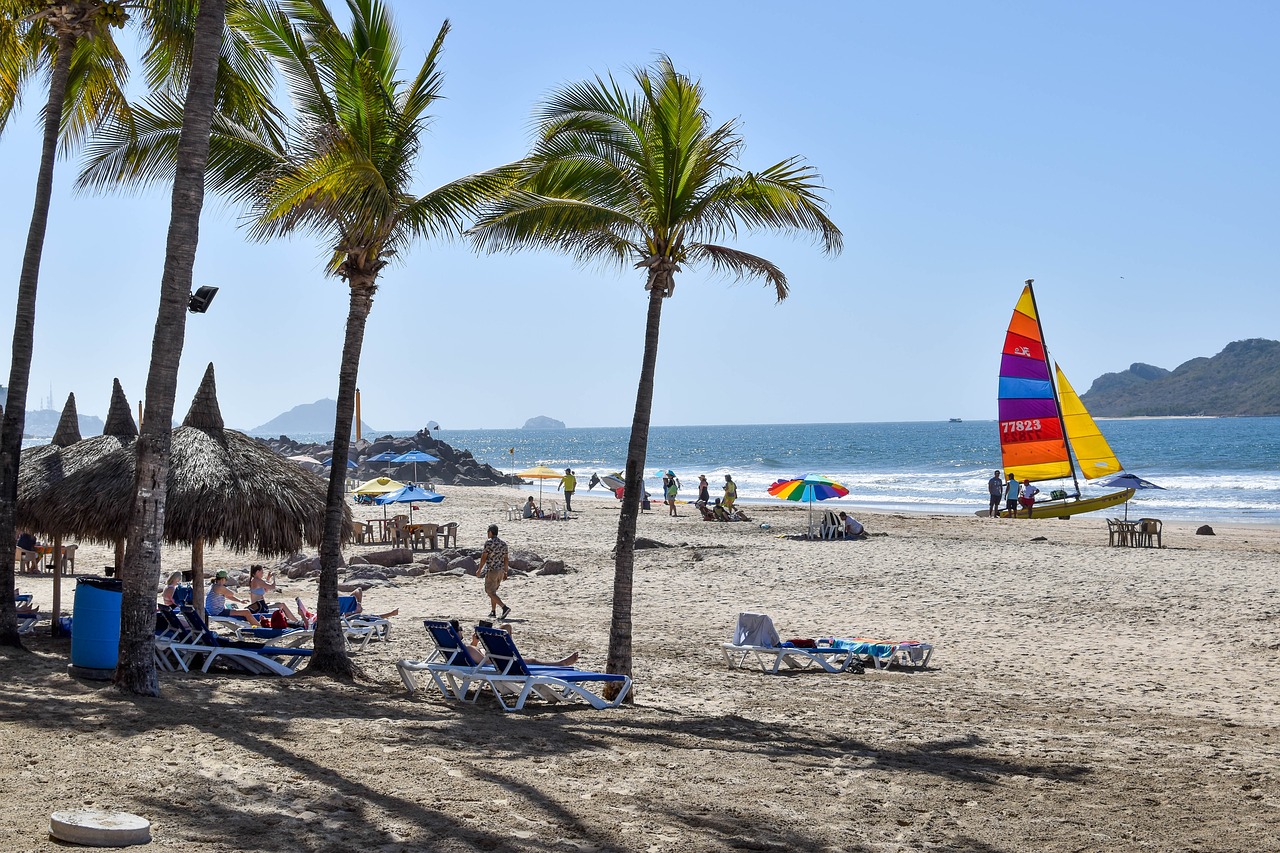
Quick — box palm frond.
[685,243,789,301]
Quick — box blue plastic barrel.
[71,577,123,670]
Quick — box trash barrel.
[70,577,123,675]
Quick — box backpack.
[269,610,289,629]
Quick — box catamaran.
[987,279,1134,518]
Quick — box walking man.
[988,470,1004,517]
[1004,473,1020,518]
[558,468,576,512]
[477,524,511,619]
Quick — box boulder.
[358,548,413,567]
[348,555,370,566]
[345,568,390,582]
[425,555,450,574]
[450,555,479,576]
[634,537,669,550]
[509,550,542,572]
[536,559,568,576]
[1196,525,1215,536]
[285,557,322,579]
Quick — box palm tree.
[112,0,230,695]
[98,0,504,677]
[470,57,842,695]
[0,0,132,647]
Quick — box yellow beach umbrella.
[517,466,564,509]
[353,477,407,496]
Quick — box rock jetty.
[255,427,517,486]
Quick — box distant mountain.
[249,399,376,436]
[22,410,105,438]
[1082,339,1280,417]
[522,415,566,429]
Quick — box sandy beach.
[2,486,1278,852]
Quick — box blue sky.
[1,1,1276,432]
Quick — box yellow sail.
[1055,364,1122,480]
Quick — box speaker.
[188,285,219,313]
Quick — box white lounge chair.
[721,612,857,674]
[396,619,487,700]
[833,637,934,670]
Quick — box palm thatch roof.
[16,366,342,555]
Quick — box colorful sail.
[1055,365,1121,480]
[998,284,1073,482]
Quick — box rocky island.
[522,415,566,429]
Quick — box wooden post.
[355,388,362,442]
[191,538,205,620]
[114,539,125,575]
[51,533,62,637]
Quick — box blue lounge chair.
[396,620,487,700]
[167,606,311,676]
[473,625,631,711]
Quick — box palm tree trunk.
[307,280,374,679]
[114,0,227,696]
[0,31,76,648]
[606,284,667,698]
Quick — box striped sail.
[998,285,1073,482]
[1055,365,1122,480]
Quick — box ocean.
[32,418,1277,523]
[422,418,1280,524]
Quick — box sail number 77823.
[1000,418,1063,443]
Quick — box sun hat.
[215,570,228,579]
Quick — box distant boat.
[949,418,963,423]
[983,280,1135,518]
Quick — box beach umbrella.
[517,465,563,509]
[768,474,850,538]
[353,477,407,496]
[391,449,439,483]
[322,456,359,469]
[374,483,444,524]
[288,454,322,465]
[366,451,399,467]
[1101,473,1165,520]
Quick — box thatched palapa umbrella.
[17,364,341,614]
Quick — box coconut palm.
[0,0,132,647]
[112,0,234,695]
[469,57,842,694]
[102,0,504,677]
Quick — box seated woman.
[712,500,732,522]
[204,570,262,626]
[522,496,537,519]
[450,619,578,667]
[161,572,182,607]
[248,565,300,623]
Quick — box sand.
[2,486,1278,852]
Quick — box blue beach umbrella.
[322,456,358,469]
[367,451,398,464]
[392,449,440,483]
[374,483,445,524]
[1101,473,1164,520]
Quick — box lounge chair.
[395,620,487,700]
[818,510,842,540]
[721,612,858,674]
[828,636,934,670]
[166,606,311,675]
[338,595,391,648]
[473,626,631,711]
[16,592,38,635]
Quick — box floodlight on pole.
[188,285,219,314]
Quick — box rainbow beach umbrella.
[768,474,850,538]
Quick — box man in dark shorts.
[1004,473,1020,517]
[988,470,1004,517]
[477,524,511,619]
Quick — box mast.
[1023,279,1080,498]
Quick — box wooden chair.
[59,544,77,575]
[1137,518,1162,548]
[438,522,458,548]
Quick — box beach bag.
[269,610,289,629]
